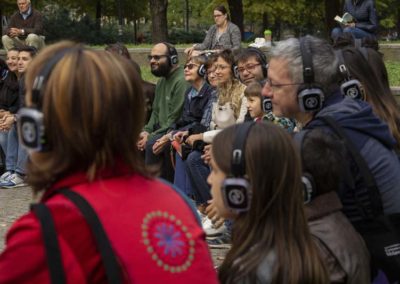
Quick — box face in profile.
[262,58,299,118]
[149,44,171,77]
[207,153,237,219]
[246,96,263,119]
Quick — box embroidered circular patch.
[142,211,196,273]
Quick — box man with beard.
[137,42,189,181]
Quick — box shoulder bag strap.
[59,188,123,284]
[31,203,66,284]
[318,116,383,217]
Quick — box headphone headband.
[300,37,314,85]
[231,122,255,177]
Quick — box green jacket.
[144,66,189,140]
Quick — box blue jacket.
[306,91,400,221]
[171,83,216,132]
[344,0,378,33]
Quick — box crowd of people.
[0,1,400,284]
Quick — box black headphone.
[335,50,365,100]
[162,42,179,66]
[297,37,325,112]
[222,122,255,213]
[293,130,316,204]
[17,48,80,152]
[246,47,268,77]
[196,54,207,77]
[232,63,239,79]
[259,79,273,113]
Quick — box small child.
[244,81,264,122]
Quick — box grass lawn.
[140,61,400,86]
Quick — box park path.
[0,186,227,266]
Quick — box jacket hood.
[307,92,397,150]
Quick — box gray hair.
[270,36,339,94]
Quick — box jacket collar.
[305,191,343,221]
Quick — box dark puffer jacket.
[344,0,378,33]
[0,72,19,113]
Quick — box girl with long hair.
[209,122,328,283]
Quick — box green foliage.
[385,61,400,86]
[43,7,134,44]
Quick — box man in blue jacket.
[262,35,400,221]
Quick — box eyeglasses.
[215,64,230,71]
[237,63,261,74]
[266,78,302,91]
[147,55,168,61]
[214,14,224,18]
[184,63,199,70]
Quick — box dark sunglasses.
[147,55,168,61]
[184,63,199,70]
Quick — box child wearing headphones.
[244,81,264,122]
[208,122,328,283]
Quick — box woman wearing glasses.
[183,49,247,238]
[185,5,241,57]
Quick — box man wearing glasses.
[236,47,268,86]
[137,42,189,181]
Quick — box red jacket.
[0,168,218,283]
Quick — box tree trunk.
[95,0,101,31]
[149,0,168,43]
[227,0,244,37]
[324,0,342,37]
[262,12,269,32]
[185,0,189,32]
[397,6,400,38]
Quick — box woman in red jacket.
[0,41,218,284]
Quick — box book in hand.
[334,12,354,25]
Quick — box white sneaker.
[0,171,13,183]
[203,217,227,237]
[0,173,26,188]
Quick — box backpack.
[319,116,400,282]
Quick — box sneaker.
[207,232,232,249]
[0,171,13,183]
[0,173,26,188]
[203,217,227,237]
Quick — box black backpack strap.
[59,188,123,284]
[318,116,383,217]
[31,203,66,284]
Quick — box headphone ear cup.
[302,173,315,204]
[262,97,273,112]
[198,64,206,77]
[221,177,251,213]
[17,107,47,152]
[170,55,178,66]
[341,79,365,100]
[232,65,239,79]
[297,87,324,112]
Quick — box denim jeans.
[185,150,211,205]
[173,153,194,197]
[145,133,174,182]
[5,124,28,174]
[331,27,375,41]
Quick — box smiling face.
[261,58,300,118]
[184,61,201,83]
[237,56,265,85]
[6,50,19,73]
[214,57,232,85]
[149,43,171,77]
